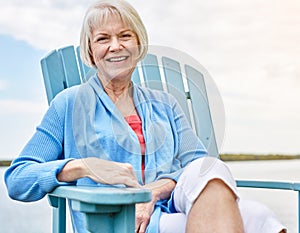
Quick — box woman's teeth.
[107,56,128,62]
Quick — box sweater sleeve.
[157,95,208,182]
[4,102,75,202]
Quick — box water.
[1,160,300,233]
[0,167,72,233]
[228,159,300,233]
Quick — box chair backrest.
[41,45,219,157]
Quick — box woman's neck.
[98,75,132,103]
[97,74,138,117]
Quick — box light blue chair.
[41,45,300,233]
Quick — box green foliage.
[0,160,12,166]
[220,153,300,161]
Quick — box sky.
[0,0,299,159]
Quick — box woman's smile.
[106,56,129,62]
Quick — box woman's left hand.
[135,179,176,232]
[135,200,155,233]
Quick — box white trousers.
[159,157,286,233]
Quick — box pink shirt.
[124,115,145,182]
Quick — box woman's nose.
[109,37,122,52]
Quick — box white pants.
[159,157,286,233]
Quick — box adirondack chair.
[41,45,300,233]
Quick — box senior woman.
[5,0,286,233]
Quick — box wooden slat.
[58,46,81,87]
[162,56,191,125]
[141,54,163,90]
[185,64,218,157]
[40,50,66,104]
[76,46,91,82]
[132,67,141,85]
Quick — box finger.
[135,216,142,232]
[121,163,141,188]
[123,163,138,179]
[138,221,148,233]
[123,176,141,188]
[135,217,141,233]
[128,164,139,180]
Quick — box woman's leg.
[172,157,286,233]
[186,178,244,233]
[173,157,244,233]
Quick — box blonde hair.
[80,0,148,67]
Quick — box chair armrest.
[48,185,152,205]
[236,179,295,190]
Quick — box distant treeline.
[0,160,12,167]
[220,153,300,161]
[1,154,300,166]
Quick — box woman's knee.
[201,178,238,199]
[176,157,236,193]
[174,157,238,214]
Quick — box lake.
[1,159,300,232]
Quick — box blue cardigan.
[5,75,207,232]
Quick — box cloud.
[0,0,94,50]
[1,0,300,59]
[0,79,9,91]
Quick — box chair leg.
[83,204,136,233]
[48,196,66,233]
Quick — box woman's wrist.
[56,159,86,182]
[151,190,161,203]
[143,179,176,203]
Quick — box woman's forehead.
[90,9,131,30]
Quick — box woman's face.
[90,15,139,82]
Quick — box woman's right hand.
[82,157,141,187]
[57,157,141,188]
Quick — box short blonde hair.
[80,0,148,67]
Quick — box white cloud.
[0,79,9,90]
[0,0,93,50]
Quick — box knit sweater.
[5,75,207,232]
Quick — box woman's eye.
[120,34,133,39]
[96,37,109,42]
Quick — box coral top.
[124,115,145,182]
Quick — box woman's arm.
[4,104,71,202]
[143,178,176,201]
[57,157,141,188]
